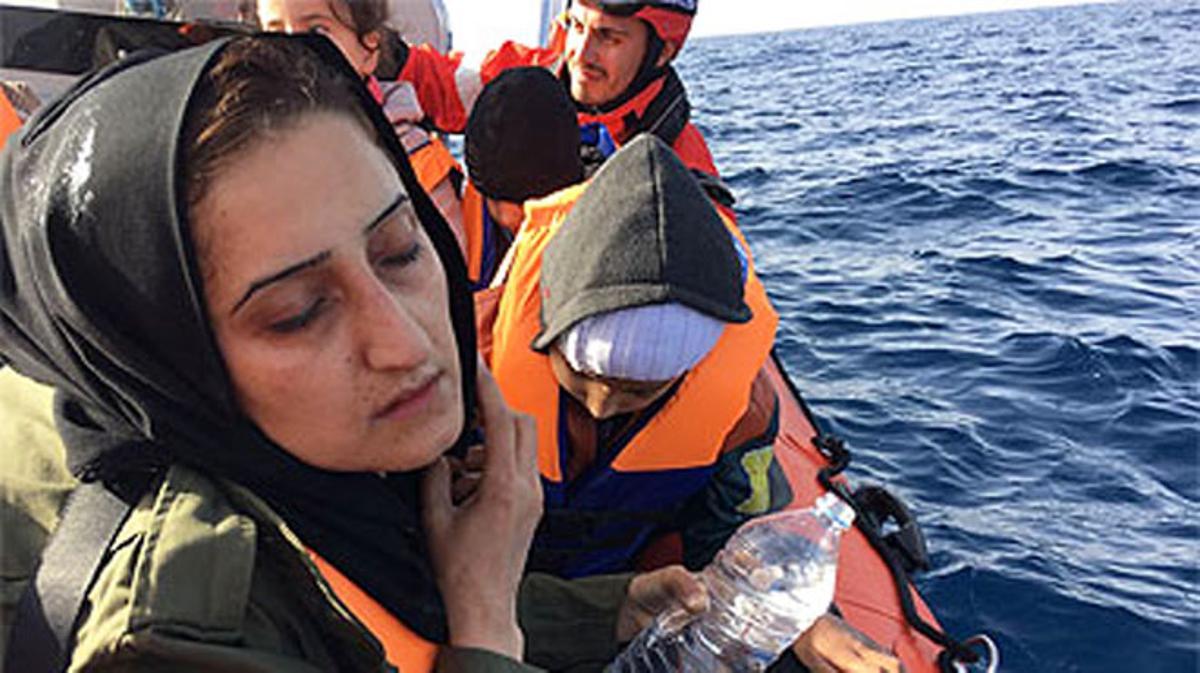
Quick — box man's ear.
[656,41,679,68]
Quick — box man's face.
[563,0,650,107]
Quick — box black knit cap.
[465,66,584,202]
[532,135,751,351]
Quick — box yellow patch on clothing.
[735,447,774,515]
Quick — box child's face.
[257,0,380,76]
[549,346,677,420]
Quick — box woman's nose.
[357,281,431,372]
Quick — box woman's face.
[257,0,379,75]
[193,112,463,472]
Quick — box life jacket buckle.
[852,485,931,574]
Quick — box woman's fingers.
[424,363,536,660]
[475,365,516,480]
[448,443,486,504]
[451,472,482,504]
[461,444,487,471]
[421,457,453,536]
[513,411,539,485]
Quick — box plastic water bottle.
[609,493,856,673]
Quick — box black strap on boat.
[851,484,930,575]
[3,482,134,673]
[768,351,985,671]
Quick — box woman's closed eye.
[269,297,328,334]
[378,241,423,270]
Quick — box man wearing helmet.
[395,0,726,189]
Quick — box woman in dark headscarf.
[0,34,701,672]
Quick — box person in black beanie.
[462,67,585,290]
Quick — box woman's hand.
[422,365,542,659]
[446,443,485,504]
[792,615,906,673]
[615,565,710,642]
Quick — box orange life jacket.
[1,92,21,150]
[460,181,520,290]
[488,183,778,575]
[408,137,460,198]
[492,183,778,476]
[309,551,439,673]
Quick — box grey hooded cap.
[532,134,750,351]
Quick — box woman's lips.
[373,372,441,423]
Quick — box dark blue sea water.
[678,2,1199,671]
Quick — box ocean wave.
[1074,159,1176,187]
[724,166,771,188]
[1017,159,1183,190]
[1152,97,1200,113]
[865,39,915,53]
[683,3,1198,669]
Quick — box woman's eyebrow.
[231,193,410,315]
[364,192,409,236]
[232,251,332,315]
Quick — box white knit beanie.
[556,302,726,382]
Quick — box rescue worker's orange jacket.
[461,181,520,290]
[396,38,720,180]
